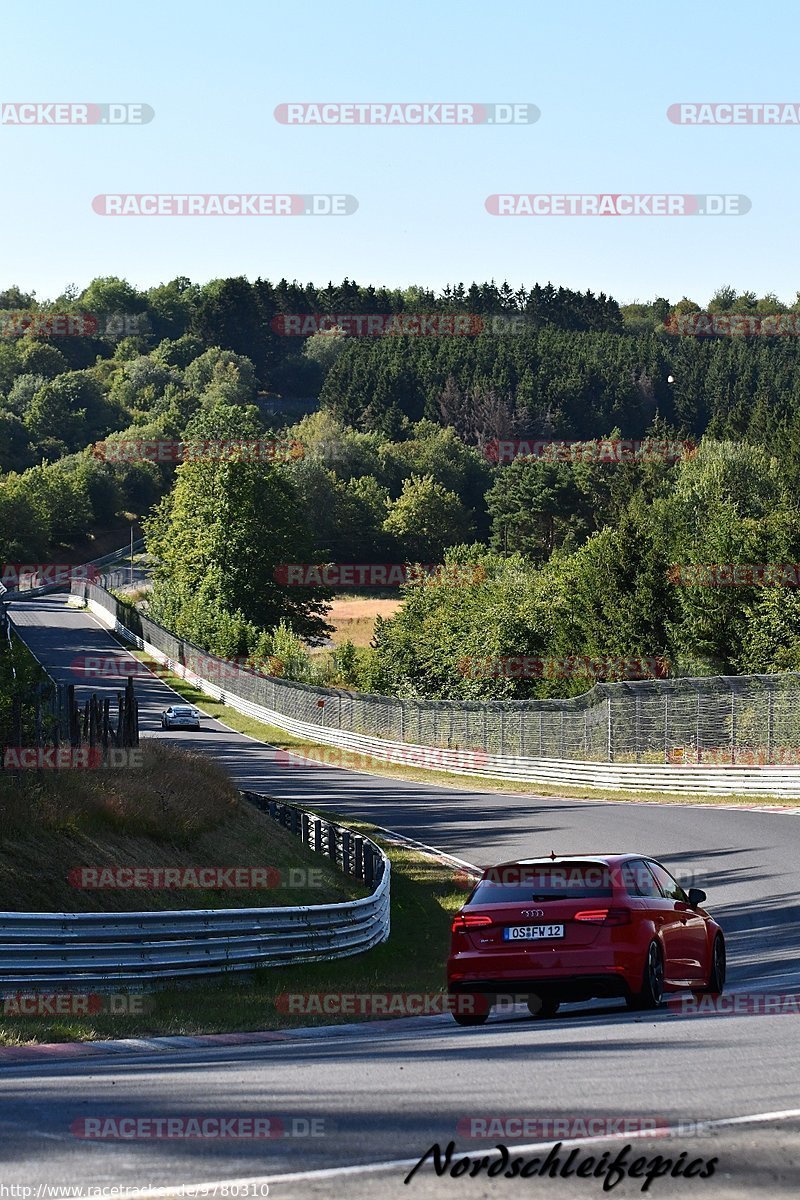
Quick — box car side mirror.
[687,888,706,908]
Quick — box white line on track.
[120,1107,800,1196]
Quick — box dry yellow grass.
[320,594,403,648]
[0,742,365,911]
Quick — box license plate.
[503,924,565,940]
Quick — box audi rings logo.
[520,909,545,918]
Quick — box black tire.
[452,1011,489,1027]
[450,993,490,1026]
[527,994,561,1019]
[627,941,665,1010]
[693,935,726,998]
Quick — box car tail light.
[574,908,630,925]
[451,913,493,933]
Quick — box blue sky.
[2,0,798,304]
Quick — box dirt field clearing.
[321,595,403,646]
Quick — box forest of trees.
[3,274,800,698]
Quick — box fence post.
[696,690,702,764]
[730,687,737,765]
[607,696,613,762]
[520,708,525,757]
[767,687,775,764]
[559,709,565,757]
[499,708,505,755]
[664,694,670,764]
[584,709,589,757]
[539,710,543,756]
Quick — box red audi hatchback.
[447,854,725,1025]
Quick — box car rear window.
[472,863,614,903]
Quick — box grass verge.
[126,646,799,808]
[0,827,465,1044]
[0,741,365,912]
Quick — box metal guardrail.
[71,581,800,768]
[75,587,800,798]
[0,797,390,989]
[0,540,145,599]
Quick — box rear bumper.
[448,947,643,1000]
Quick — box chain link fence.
[74,581,800,766]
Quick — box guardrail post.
[290,807,300,836]
[341,829,352,874]
[363,842,375,887]
[313,818,323,854]
[327,822,338,865]
[301,812,310,844]
[354,835,364,880]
